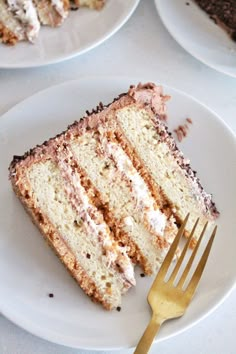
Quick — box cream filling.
[51,0,67,18]
[0,0,25,39]
[58,157,136,286]
[7,0,40,41]
[104,141,167,236]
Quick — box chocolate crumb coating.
[195,0,236,41]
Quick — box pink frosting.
[128,82,170,119]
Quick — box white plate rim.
[0,0,140,69]
[154,0,236,78]
[2,278,236,351]
[0,76,236,350]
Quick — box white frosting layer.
[105,141,167,236]
[147,210,166,236]
[7,0,40,41]
[51,0,68,19]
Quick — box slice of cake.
[0,0,105,45]
[194,0,236,42]
[9,83,219,309]
[0,0,69,44]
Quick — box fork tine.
[177,221,208,289]
[168,218,199,284]
[184,226,217,302]
[153,213,189,283]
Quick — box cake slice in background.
[9,83,219,309]
[0,0,106,45]
[194,0,236,42]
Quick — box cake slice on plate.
[194,0,236,42]
[9,83,219,309]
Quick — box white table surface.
[0,1,236,353]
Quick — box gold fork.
[134,214,217,354]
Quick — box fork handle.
[134,314,163,354]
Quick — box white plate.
[155,0,236,77]
[0,77,236,350]
[0,0,139,69]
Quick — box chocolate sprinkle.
[48,293,54,298]
[140,273,145,277]
[116,306,121,312]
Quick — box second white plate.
[155,0,236,77]
[0,77,236,350]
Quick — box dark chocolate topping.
[195,0,236,32]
